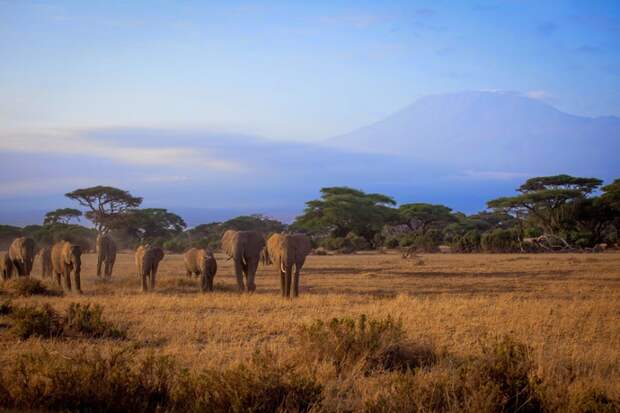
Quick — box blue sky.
[0,1,619,225]
[1,0,619,140]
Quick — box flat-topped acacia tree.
[65,186,143,233]
[43,208,82,225]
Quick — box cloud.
[0,176,99,198]
[526,90,552,101]
[535,22,557,36]
[0,129,242,172]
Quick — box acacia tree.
[65,186,143,233]
[601,179,620,239]
[398,203,456,234]
[487,175,603,245]
[43,208,82,225]
[293,187,398,243]
[123,208,187,243]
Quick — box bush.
[398,230,443,252]
[481,229,520,253]
[0,299,12,315]
[453,230,481,253]
[365,335,542,413]
[8,302,126,340]
[346,232,370,251]
[11,304,64,339]
[298,315,436,374]
[162,239,188,253]
[384,237,400,249]
[0,349,322,412]
[319,236,356,253]
[4,278,51,297]
[64,303,127,339]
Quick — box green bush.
[398,230,442,252]
[453,230,481,253]
[162,239,188,253]
[64,303,127,339]
[11,304,64,339]
[481,229,520,253]
[346,232,370,251]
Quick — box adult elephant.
[96,234,117,279]
[266,233,312,298]
[135,246,165,292]
[184,248,217,292]
[221,230,265,292]
[38,246,52,278]
[1,253,14,281]
[51,241,82,294]
[8,237,36,276]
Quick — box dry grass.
[0,251,619,411]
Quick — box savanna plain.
[1,251,619,412]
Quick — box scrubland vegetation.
[0,251,618,411]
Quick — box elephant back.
[9,237,35,261]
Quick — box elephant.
[135,246,165,292]
[265,233,312,298]
[1,253,14,281]
[183,248,217,292]
[51,241,82,294]
[38,246,52,278]
[8,237,36,276]
[96,234,117,279]
[221,230,265,292]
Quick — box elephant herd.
[0,230,313,298]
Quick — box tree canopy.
[293,186,398,243]
[487,175,603,236]
[43,208,82,225]
[122,208,187,243]
[398,203,456,233]
[65,186,143,232]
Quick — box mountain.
[329,91,620,177]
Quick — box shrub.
[64,303,127,339]
[384,237,400,249]
[398,230,442,252]
[481,229,520,253]
[0,349,322,412]
[346,232,370,251]
[365,335,542,413]
[162,239,188,253]
[11,304,64,339]
[298,315,435,374]
[453,230,481,253]
[4,278,51,297]
[8,302,126,340]
[0,299,12,315]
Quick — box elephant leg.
[141,273,148,292]
[96,255,102,277]
[293,266,301,298]
[207,274,214,292]
[109,257,116,278]
[55,272,62,287]
[186,270,192,278]
[284,266,292,298]
[150,269,157,290]
[279,267,286,297]
[63,269,72,292]
[200,273,207,292]
[233,258,246,291]
[246,256,259,292]
[74,272,82,294]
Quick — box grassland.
[1,251,619,411]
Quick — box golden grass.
[1,251,619,410]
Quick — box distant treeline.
[1,174,619,253]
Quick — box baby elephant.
[135,246,165,292]
[184,248,217,292]
[51,241,82,294]
[1,252,14,281]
